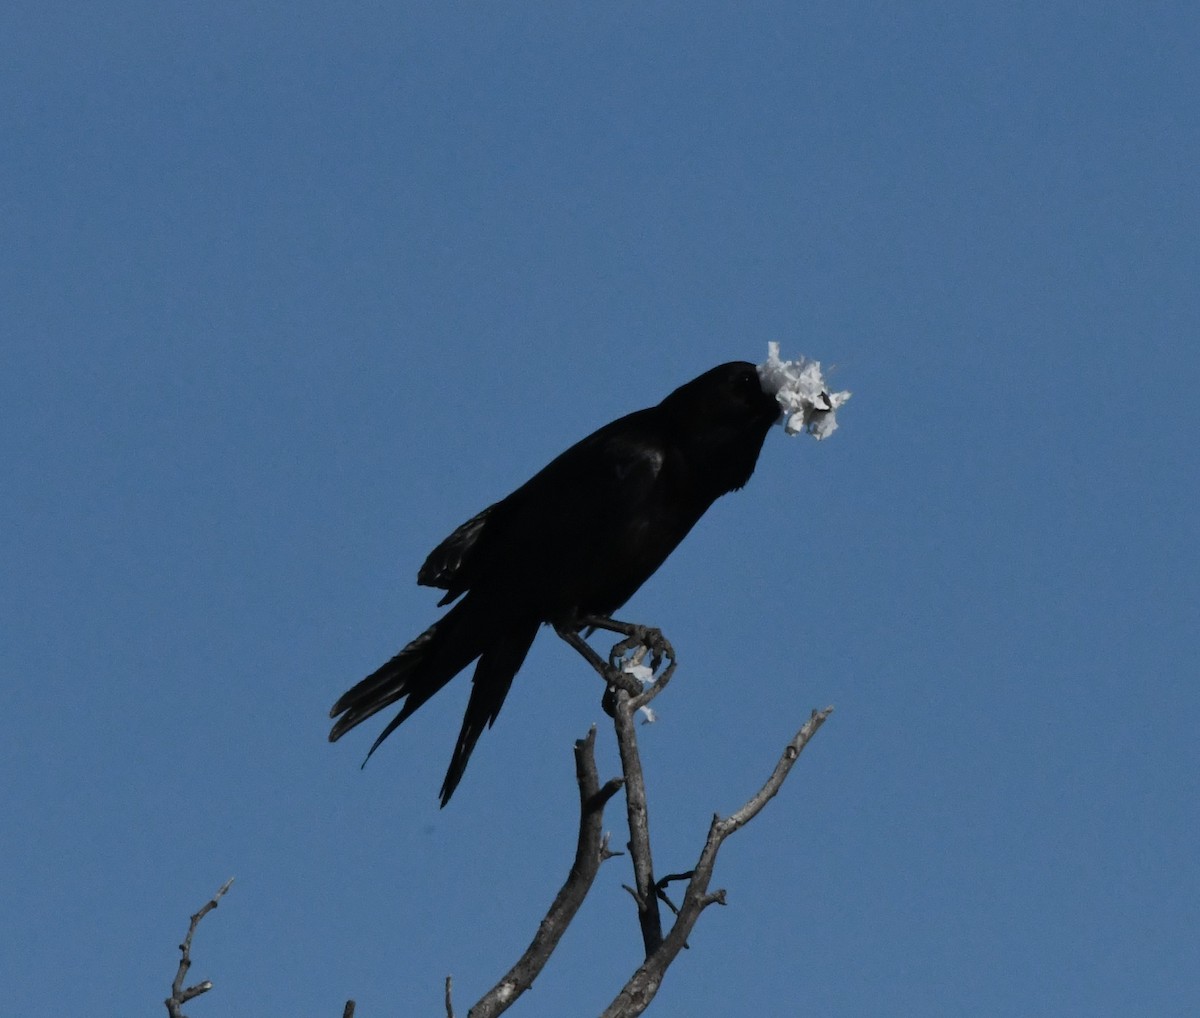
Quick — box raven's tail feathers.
[438,622,538,807]
[329,598,484,753]
[328,599,538,806]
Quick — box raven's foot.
[553,620,643,699]
[597,614,681,681]
[556,615,677,703]
[575,615,676,677]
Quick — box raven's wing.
[418,504,497,605]
[414,409,672,612]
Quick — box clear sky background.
[3,4,1198,1016]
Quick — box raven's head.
[658,361,782,493]
[660,361,782,431]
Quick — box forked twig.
[600,706,834,1018]
[165,878,234,1018]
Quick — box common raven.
[330,361,782,805]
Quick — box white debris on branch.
[622,661,653,685]
[757,341,851,440]
[622,659,657,723]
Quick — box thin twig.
[466,728,623,1018]
[165,878,234,1018]
[719,707,834,834]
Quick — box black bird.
[329,361,781,805]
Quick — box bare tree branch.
[558,618,681,958]
[466,727,624,1018]
[600,706,834,1018]
[162,622,827,1018]
[610,688,664,955]
[165,877,234,1018]
[720,706,834,834]
[354,621,829,1018]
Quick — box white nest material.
[756,342,851,440]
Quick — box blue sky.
[3,3,1198,1016]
